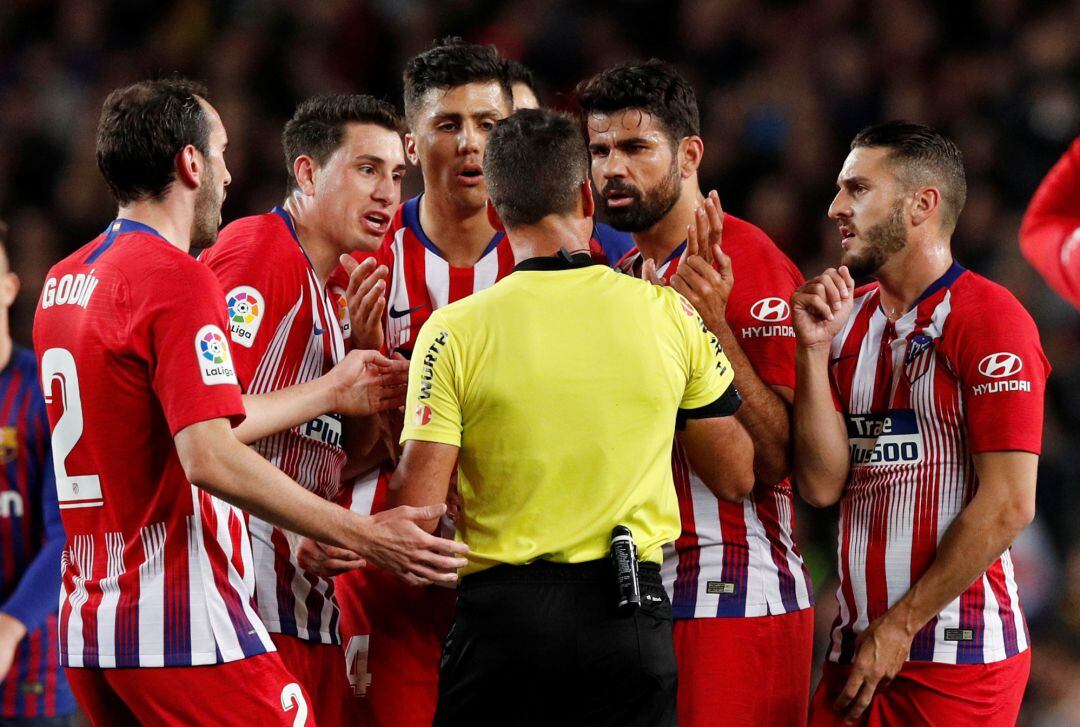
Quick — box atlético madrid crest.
[904,334,935,384]
[0,426,17,464]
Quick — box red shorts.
[674,609,814,727]
[66,652,314,727]
[808,649,1030,727]
[270,633,350,727]
[336,566,456,726]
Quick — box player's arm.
[175,417,466,585]
[1020,137,1080,305]
[790,267,854,507]
[833,451,1037,722]
[234,349,407,445]
[0,423,63,681]
[386,440,458,534]
[670,192,793,485]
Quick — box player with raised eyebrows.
[199,93,412,725]
[577,60,814,726]
[32,78,467,725]
[793,122,1047,726]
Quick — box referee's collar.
[514,248,599,272]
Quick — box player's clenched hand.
[327,349,409,416]
[791,266,855,350]
[294,537,366,577]
[358,504,469,586]
[340,254,388,351]
[671,243,733,334]
[834,614,913,723]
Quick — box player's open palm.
[340,254,388,351]
[361,504,470,586]
[792,266,855,350]
[329,349,409,416]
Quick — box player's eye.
[479,120,496,131]
[437,122,458,132]
[359,166,376,175]
[590,148,609,158]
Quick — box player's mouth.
[839,225,857,249]
[603,189,638,208]
[456,165,484,186]
[361,210,391,236]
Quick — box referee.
[388,108,755,726]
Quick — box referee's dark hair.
[851,121,967,233]
[96,77,210,205]
[282,94,403,193]
[484,109,589,228]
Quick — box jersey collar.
[514,249,599,272]
[403,195,505,261]
[271,205,320,274]
[86,218,170,264]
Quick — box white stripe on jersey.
[185,507,214,663]
[1001,551,1028,652]
[94,532,124,667]
[425,248,450,309]
[473,247,501,290]
[137,523,166,667]
[64,536,91,667]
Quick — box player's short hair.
[851,121,968,232]
[506,59,538,99]
[575,59,700,147]
[485,109,588,228]
[282,94,403,192]
[402,37,511,124]
[96,77,211,206]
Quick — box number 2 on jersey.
[41,347,103,509]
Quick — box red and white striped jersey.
[615,215,814,619]
[33,219,274,668]
[827,262,1049,665]
[201,208,347,645]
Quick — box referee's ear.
[580,179,595,220]
[486,199,506,232]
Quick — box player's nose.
[458,124,482,155]
[827,191,848,220]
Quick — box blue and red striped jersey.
[0,345,74,717]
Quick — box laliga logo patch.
[225,286,263,348]
[329,285,351,338]
[195,325,238,385]
[978,352,1022,378]
[414,404,432,427]
[750,297,790,322]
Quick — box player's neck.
[875,236,954,319]
[116,200,194,253]
[419,192,497,268]
[505,216,594,263]
[282,197,338,285]
[631,187,704,265]
[0,321,11,372]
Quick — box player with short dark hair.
[793,122,1046,726]
[33,78,467,726]
[504,58,540,109]
[0,227,77,726]
[578,60,814,726]
[200,92,411,725]
[392,106,752,726]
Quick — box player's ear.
[405,133,420,167]
[0,272,19,307]
[679,135,704,179]
[910,186,940,227]
[175,145,201,190]
[485,199,505,232]
[580,179,595,219]
[293,156,317,196]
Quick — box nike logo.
[830,353,858,365]
[313,324,325,335]
[389,304,427,319]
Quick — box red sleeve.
[723,225,803,390]
[202,233,305,389]
[947,282,1050,454]
[139,259,246,436]
[1020,137,1080,307]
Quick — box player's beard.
[191,165,223,249]
[841,200,908,278]
[600,157,681,233]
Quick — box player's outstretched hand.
[791,266,856,350]
[328,349,409,416]
[359,504,470,586]
[340,254,388,351]
[672,242,733,334]
[294,537,366,577]
[834,614,912,722]
[685,189,724,265]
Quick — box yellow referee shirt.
[400,253,738,576]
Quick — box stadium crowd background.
[0,0,1078,722]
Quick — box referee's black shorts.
[434,559,677,727]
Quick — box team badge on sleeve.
[195,325,238,385]
[329,284,351,339]
[225,286,263,348]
